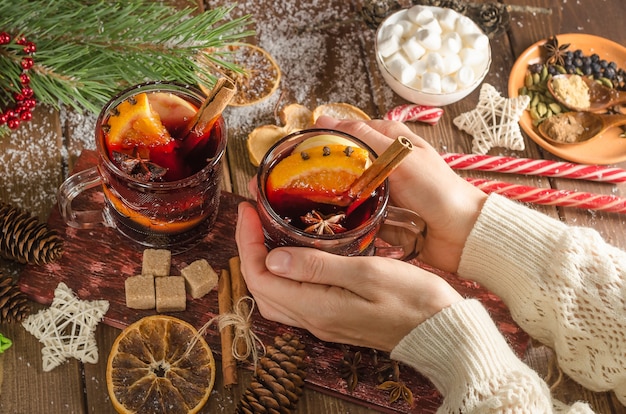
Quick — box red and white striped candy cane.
[444,153,626,184]
[466,177,626,214]
[384,104,444,126]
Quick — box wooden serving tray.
[19,150,528,413]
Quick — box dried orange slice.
[106,315,215,414]
[198,43,280,107]
[106,93,173,149]
[246,103,370,167]
[266,142,370,205]
[312,103,371,123]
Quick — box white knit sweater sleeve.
[390,299,593,413]
[458,194,626,404]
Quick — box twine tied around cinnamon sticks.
[183,256,263,388]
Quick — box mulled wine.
[57,82,227,253]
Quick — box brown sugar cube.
[142,249,171,277]
[180,259,218,299]
[125,275,156,310]
[155,276,186,312]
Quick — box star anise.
[377,380,415,406]
[543,35,571,66]
[339,348,363,392]
[112,151,168,182]
[301,210,346,235]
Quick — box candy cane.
[384,104,444,126]
[466,177,626,213]
[444,153,626,184]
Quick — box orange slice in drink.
[266,141,370,206]
[106,92,174,149]
[106,315,215,414]
[102,186,207,234]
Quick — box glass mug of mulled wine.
[57,82,227,252]
[256,129,425,259]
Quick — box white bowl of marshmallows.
[376,5,491,106]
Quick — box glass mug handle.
[375,206,426,261]
[57,166,109,229]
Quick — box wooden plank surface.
[1,0,626,413]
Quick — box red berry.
[20,73,30,84]
[0,32,9,45]
[21,57,34,70]
[15,36,27,45]
[7,118,20,129]
[24,99,36,108]
[20,111,32,121]
[21,87,33,98]
[0,114,7,125]
[23,42,36,54]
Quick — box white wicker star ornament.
[22,282,109,372]
[453,83,530,155]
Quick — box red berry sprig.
[0,32,37,130]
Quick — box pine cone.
[361,0,403,29]
[0,272,30,323]
[0,202,63,265]
[236,333,307,414]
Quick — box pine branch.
[0,0,255,114]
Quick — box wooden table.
[1,0,625,412]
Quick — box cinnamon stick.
[182,77,236,139]
[229,256,250,357]
[335,136,413,210]
[218,269,237,387]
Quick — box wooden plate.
[508,33,626,165]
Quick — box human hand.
[314,116,488,273]
[235,201,463,351]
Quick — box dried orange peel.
[247,102,371,166]
[106,315,215,414]
[197,43,281,107]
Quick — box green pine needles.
[0,0,254,115]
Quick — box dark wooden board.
[19,150,528,413]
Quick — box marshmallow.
[441,76,458,93]
[455,66,475,88]
[463,33,489,50]
[459,47,487,67]
[420,17,443,34]
[440,32,462,56]
[407,6,434,25]
[416,28,441,51]
[455,15,479,36]
[397,20,418,38]
[425,52,445,74]
[411,59,428,76]
[421,72,442,93]
[438,9,458,31]
[386,53,417,84]
[442,53,462,75]
[380,23,404,41]
[402,37,426,62]
[378,36,401,58]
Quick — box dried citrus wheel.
[106,315,215,414]
[312,103,371,123]
[246,103,370,167]
[106,93,173,149]
[198,43,280,107]
[266,142,370,205]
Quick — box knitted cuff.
[457,194,567,308]
[390,299,527,397]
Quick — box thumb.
[265,247,365,289]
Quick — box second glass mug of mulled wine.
[256,129,425,259]
[57,81,227,253]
